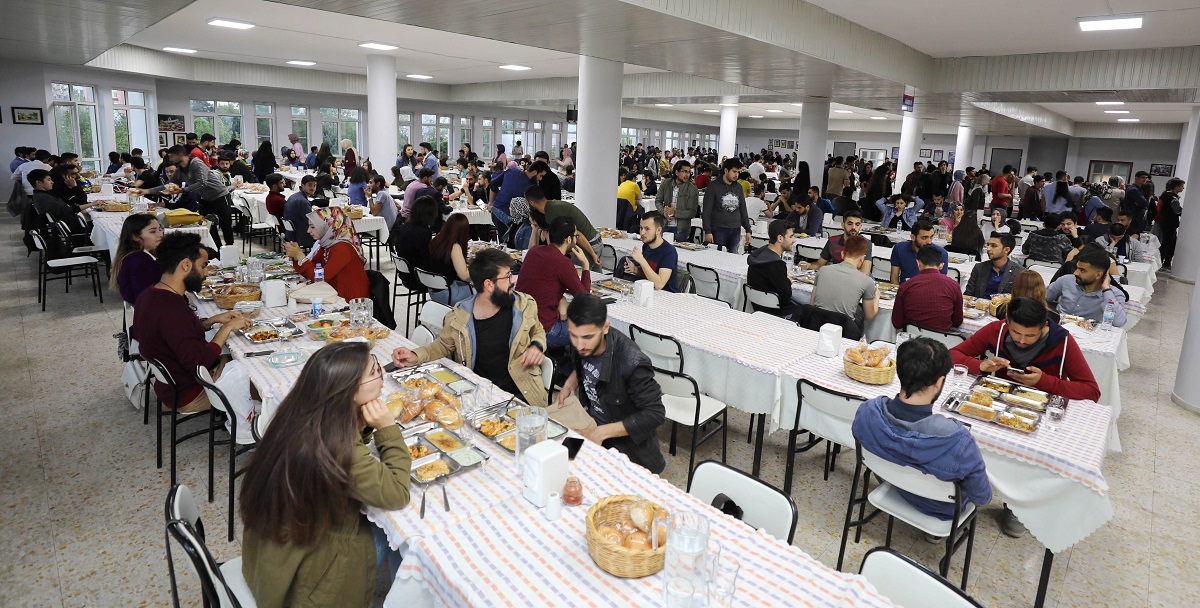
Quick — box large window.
[1088,160,1133,185]
[459,116,473,154]
[566,122,577,145]
[191,99,243,145]
[703,133,717,150]
[620,127,638,147]
[321,107,359,153]
[112,88,149,155]
[420,114,451,155]
[481,118,494,158]
[254,103,273,147]
[290,106,309,151]
[398,112,412,149]
[51,82,101,173]
[500,119,527,152]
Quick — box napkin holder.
[100,182,114,195]
[261,280,288,307]
[632,279,655,307]
[816,323,842,357]
[521,440,568,509]
[220,245,241,267]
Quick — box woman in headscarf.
[493,144,507,172]
[283,207,370,300]
[947,169,966,205]
[340,138,358,177]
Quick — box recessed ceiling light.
[703,109,720,113]
[1095,101,1124,106]
[406,74,433,80]
[1078,15,1143,32]
[286,60,316,66]
[359,42,399,51]
[499,64,532,71]
[163,47,197,54]
[207,18,254,29]
[654,103,674,107]
[833,110,854,114]
[765,109,783,113]
[1117,118,1140,122]
[719,103,738,107]
[871,116,888,120]
[1104,110,1130,114]
[748,115,764,118]
[790,103,804,107]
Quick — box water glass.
[349,298,373,326]
[707,549,739,608]
[512,405,547,473]
[663,511,710,591]
[953,364,968,378]
[663,577,698,608]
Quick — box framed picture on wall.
[1150,163,1174,177]
[919,148,932,158]
[890,147,900,159]
[158,132,168,147]
[932,150,943,162]
[173,133,187,146]
[948,152,956,165]
[12,107,43,125]
[158,114,185,132]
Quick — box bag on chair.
[122,359,149,410]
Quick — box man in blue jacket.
[851,337,992,537]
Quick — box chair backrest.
[600,244,618,273]
[411,325,434,347]
[688,460,798,544]
[945,266,961,283]
[748,235,769,250]
[165,519,244,608]
[540,356,555,392]
[904,324,965,348]
[795,379,864,447]
[415,268,450,291]
[826,226,844,238]
[194,366,232,416]
[796,243,823,262]
[652,367,700,401]
[419,300,452,336]
[629,324,683,372]
[29,229,47,253]
[143,356,177,392]
[859,547,984,608]
[870,256,892,282]
[859,444,957,503]
[391,253,413,275]
[742,284,781,313]
[165,484,202,533]
[281,218,294,232]
[686,263,721,300]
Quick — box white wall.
[733,128,957,164]
[1066,138,1180,178]
[0,64,51,181]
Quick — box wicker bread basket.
[843,356,896,385]
[213,283,262,310]
[346,205,365,219]
[585,495,666,578]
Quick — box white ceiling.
[632,101,903,121]
[805,0,1200,58]
[123,0,661,83]
[1038,102,1200,123]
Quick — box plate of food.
[242,325,281,344]
[676,242,705,251]
[411,453,459,484]
[424,428,467,453]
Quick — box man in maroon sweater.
[263,173,287,222]
[132,233,252,411]
[892,244,964,332]
[515,216,592,349]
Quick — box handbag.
[122,359,148,410]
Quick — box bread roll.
[629,501,655,533]
[596,525,624,545]
[436,406,464,431]
[847,349,867,365]
[624,531,652,550]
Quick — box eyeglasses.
[494,272,514,284]
[361,355,384,385]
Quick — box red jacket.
[950,319,1101,402]
[294,242,370,301]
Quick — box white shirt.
[12,160,50,194]
[748,162,766,180]
[745,196,767,219]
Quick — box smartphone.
[1008,366,1028,375]
[562,437,585,461]
[383,362,397,373]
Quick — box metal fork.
[419,484,429,519]
[440,479,450,512]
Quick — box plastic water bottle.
[314,263,324,282]
[1101,299,1115,330]
[311,297,324,318]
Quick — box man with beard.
[965,234,1021,299]
[391,248,548,406]
[852,337,992,526]
[131,233,252,412]
[1046,247,1128,328]
[809,210,872,275]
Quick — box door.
[989,148,1023,173]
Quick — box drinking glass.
[663,577,697,608]
[663,511,710,592]
[707,549,739,608]
[350,298,373,326]
[512,405,547,474]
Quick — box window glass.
[216,101,241,114]
[52,83,70,101]
[291,105,308,117]
[128,91,146,106]
[255,103,272,114]
[192,99,215,113]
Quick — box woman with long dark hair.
[251,141,278,183]
[948,209,986,258]
[316,162,338,198]
[426,213,472,305]
[346,166,370,207]
[1049,180,1073,215]
[398,143,417,168]
[111,213,164,303]
[863,164,891,222]
[240,341,411,607]
[493,144,507,171]
[315,142,334,168]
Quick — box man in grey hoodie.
[702,158,752,253]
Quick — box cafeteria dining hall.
[5,0,1200,606]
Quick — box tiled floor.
[1,216,1197,607]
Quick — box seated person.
[877,193,924,231]
[392,249,548,407]
[131,233,253,412]
[965,234,1020,299]
[50,162,89,208]
[811,235,879,329]
[29,169,98,231]
[425,213,474,305]
[111,214,164,305]
[1046,247,1127,328]
[283,207,370,301]
[240,342,411,608]
[1058,214,1083,248]
[515,216,593,350]
[284,175,318,246]
[1082,207,1113,240]
[745,183,767,219]
[995,270,1061,325]
[852,337,992,521]
[950,297,1101,401]
[390,195,439,290]
[551,294,666,473]
[1096,222,1152,263]
[562,165,576,192]
[263,173,287,223]
[615,211,677,292]
[811,187,835,215]
[892,245,964,332]
[800,187,826,236]
[746,219,799,317]
[810,210,872,275]
[1116,210,1141,240]
[1021,212,1074,263]
[369,175,399,232]
[764,183,796,219]
[890,220,948,284]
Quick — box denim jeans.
[546,319,571,349]
[430,280,473,306]
[710,226,742,253]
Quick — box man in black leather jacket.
[555,294,667,473]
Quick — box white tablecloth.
[87,210,216,260]
[603,237,750,308]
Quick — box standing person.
[946,169,966,206]
[552,295,667,474]
[890,221,949,284]
[515,217,593,350]
[133,145,235,245]
[419,142,439,178]
[240,342,412,608]
[891,245,964,332]
[826,157,850,200]
[1156,178,1185,270]
[616,211,678,292]
[492,144,507,171]
[190,133,217,168]
[1019,174,1046,220]
[701,158,752,252]
[340,139,358,176]
[111,213,165,304]
[965,234,1021,299]
[654,160,700,242]
[524,187,602,266]
[990,165,1014,210]
[283,208,370,301]
[284,133,302,157]
[488,161,532,237]
[1043,171,1074,215]
[746,219,799,317]
[251,141,278,184]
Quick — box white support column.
[365,54,398,168]
[953,126,975,170]
[1171,108,1200,412]
[896,115,923,180]
[1175,106,1200,183]
[1064,138,1082,177]
[575,55,624,227]
[796,101,830,193]
[718,98,738,161]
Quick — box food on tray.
[248,328,279,342]
[401,376,442,400]
[309,319,335,328]
[414,459,451,482]
[498,434,517,451]
[408,444,431,460]
[968,391,994,407]
[978,379,1012,393]
[974,299,990,311]
[435,390,461,408]
[956,402,998,421]
[449,447,483,467]
[430,369,460,384]
[996,412,1036,432]
[1002,393,1046,412]
[598,228,627,239]
[1013,388,1049,404]
[385,391,424,423]
[479,418,515,437]
[426,430,464,452]
[289,312,311,323]
[435,406,464,431]
[845,342,892,368]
